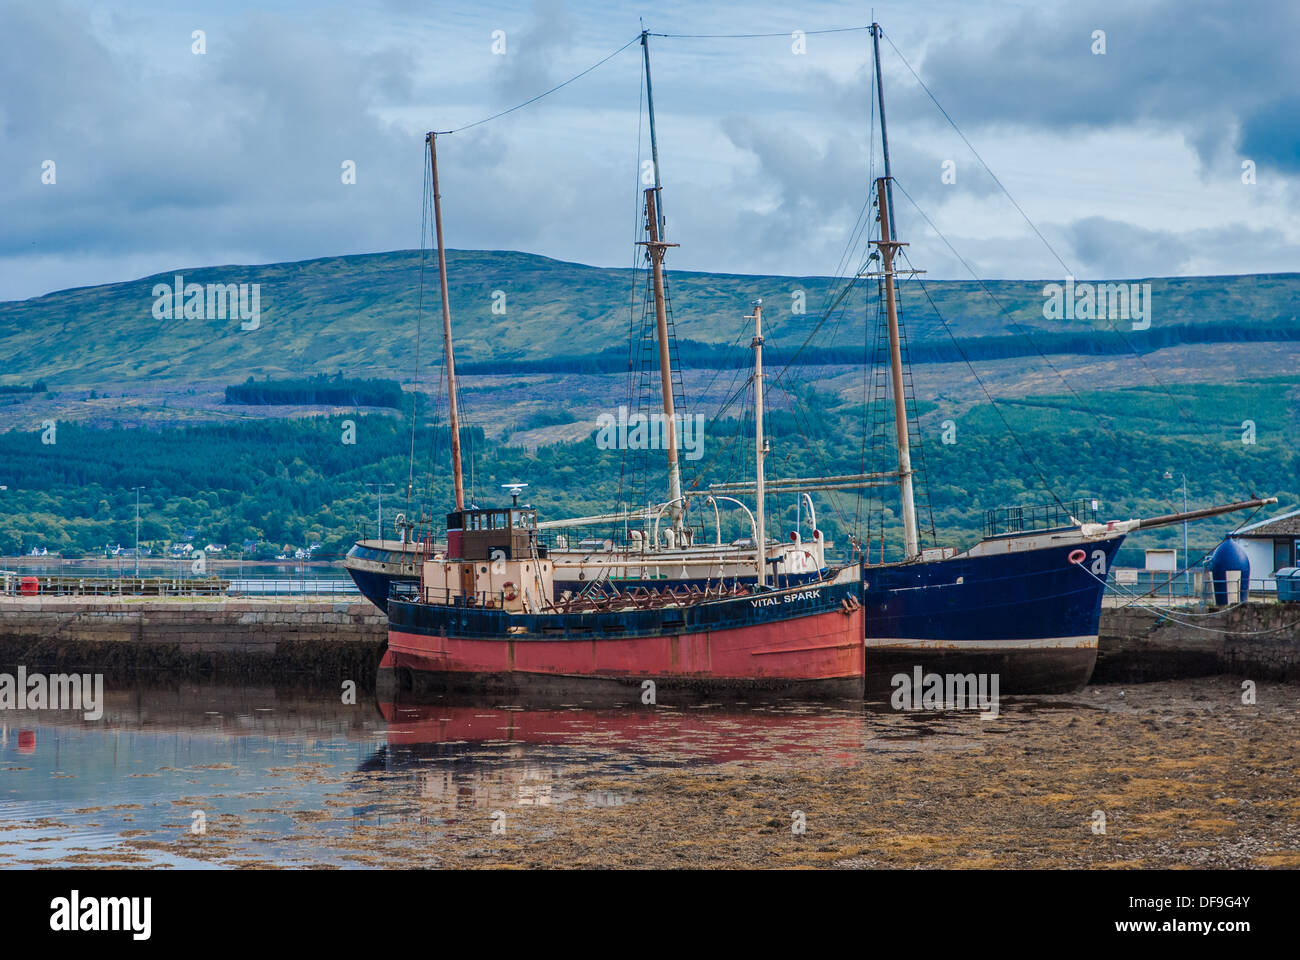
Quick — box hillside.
[0,249,1298,389]
[1,250,1297,568]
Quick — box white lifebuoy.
[503,581,518,601]
[1067,549,1086,565]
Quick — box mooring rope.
[1081,564,1300,635]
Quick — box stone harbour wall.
[1096,603,1300,683]
[0,597,387,682]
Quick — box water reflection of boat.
[351,696,869,820]
[376,697,867,767]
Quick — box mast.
[641,187,684,536]
[427,131,465,512]
[747,299,767,585]
[639,31,683,537]
[873,176,919,558]
[870,23,897,242]
[640,29,666,240]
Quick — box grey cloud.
[1,0,1297,304]
[882,0,1300,176]
[1240,95,1300,175]
[492,0,578,102]
[1,3,417,263]
[1055,216,1295,280]
[1061,216,1194,277]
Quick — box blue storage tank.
[1276,567,1300,603]
[1209,538,1251,605]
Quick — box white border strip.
[866,635,1097,651]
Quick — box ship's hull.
[862,534,1125,695]
[385,577,864,699]
[343,540,423,612]
[364,533,1123,696]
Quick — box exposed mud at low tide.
[1,677,1296,869]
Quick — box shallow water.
[0,681,984,868]
[1,678,1292,868]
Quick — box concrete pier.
[0,596,385,681]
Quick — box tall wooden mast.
[637,33,684,537]
[870,23,897,242]
[640,29,667,241]
[427,131,465,511]
[641,187,683,535]
[870,24,919,559]
[873,177,919,558]
[747,299,767,585]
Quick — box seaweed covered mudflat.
[1,677,1295,869]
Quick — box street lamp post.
[131,486,144,579]
[1163,471,1189,595]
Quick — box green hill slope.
[1,250,1297,388]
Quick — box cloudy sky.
[2,0,1297,302]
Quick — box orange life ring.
[1067,549,1086,565]
[503,581,518,601]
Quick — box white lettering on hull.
[750,588,823,608]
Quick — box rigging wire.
[616,57,648,527]
[878,26,1239,482]
[417,159,449,536]
[1078,566,1300,634]
[897,243,1068,509]
[649,26,873,39]
[857,71,879,545]
[889,177,1126,446]
[435,35,643,135]
[405,148,432,520]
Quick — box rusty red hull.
[386,579,865,698]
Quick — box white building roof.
[1232,508,1300,537]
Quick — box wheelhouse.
[446,506,547,561]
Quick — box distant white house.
[1229,509,1300,591]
